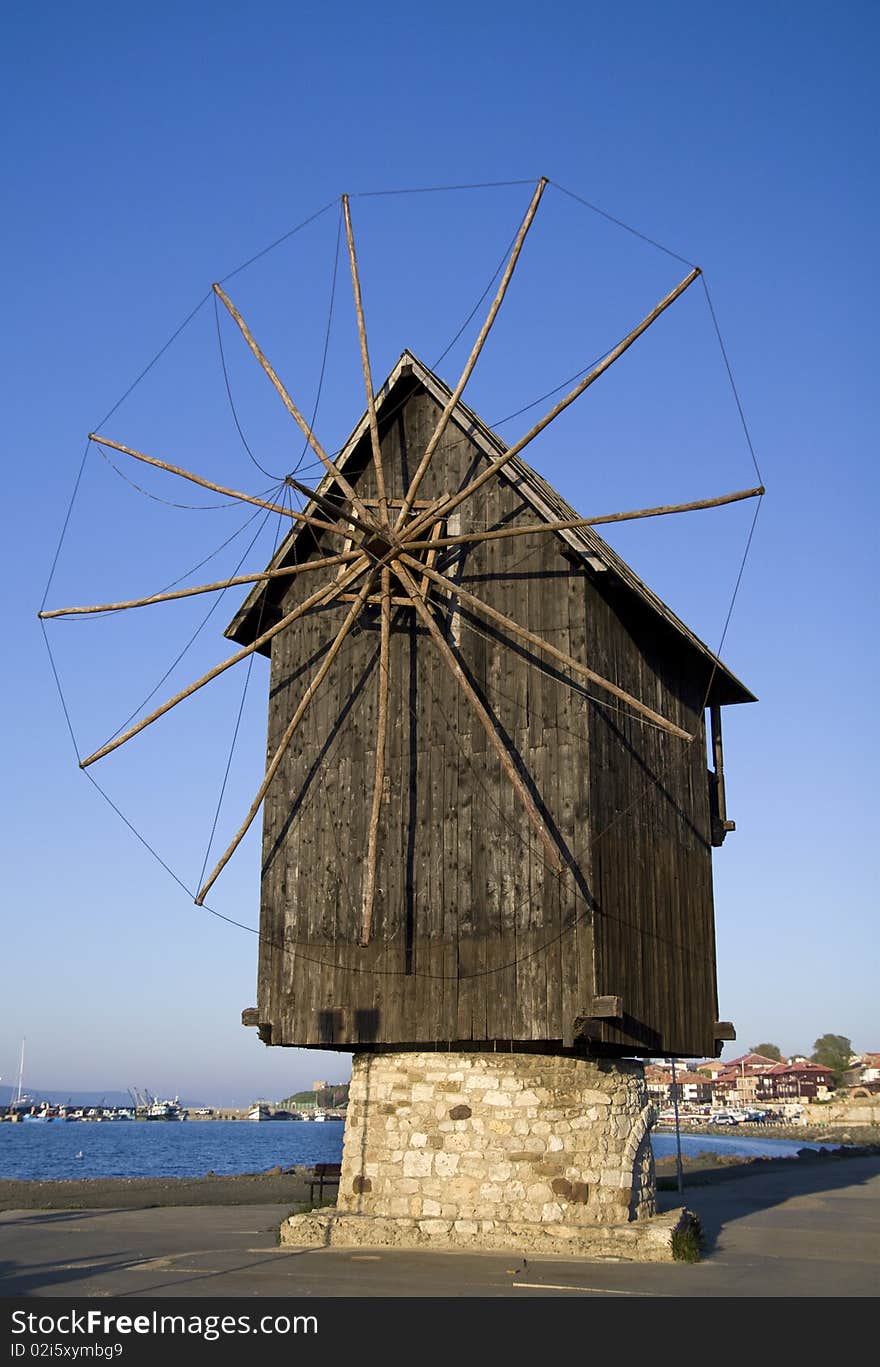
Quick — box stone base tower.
[279,1051,683,1259]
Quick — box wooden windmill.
[43,178,760,1064]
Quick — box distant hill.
[279,1084,350,1109]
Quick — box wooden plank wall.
[258,385,594,1049]
[257,381,717,1056]
[583,576,718,1058]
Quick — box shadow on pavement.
[656,1154,880,1254]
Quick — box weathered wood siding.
[582,576,718,1058]
[255,379,717,1056]
[257,384,592,1049]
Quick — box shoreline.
[2,1139,879,1211]
[654,1121,880,1146]
[0,1167,315,1211]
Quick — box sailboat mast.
[15,1038,25,1105]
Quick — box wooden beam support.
[212,283,375,528]
[196,575,376,904]
[398,552,692,741]
[394,558,564,872]
[88,434,343,535]
[405,266,702,543]
[586,995,623,1019]
[241,1008,260,1027]
[342,194,388,523]
[402,485,766,552]
[360,567,391,946]
[713,1021,737,1041]
[39,550,363,619]
[395,176,548,529]
[708,703,736,846]
[80,554,371,768]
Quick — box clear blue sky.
[2,3,876,1106]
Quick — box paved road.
[1,1157,878,1297]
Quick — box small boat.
[144,1098,186,1121]
[246,1104,294,1121]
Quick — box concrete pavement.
[1,1155,878,1297]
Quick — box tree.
[750,1043,782,1061]
[811,1034,853,1083]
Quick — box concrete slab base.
[279,1205,696,1263]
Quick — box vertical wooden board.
[567,565,593,1025]
[411,631,431,1040]
[455,704,476,1041]
[429,740,449,1038]
[442,691,461,1041]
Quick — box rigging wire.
[196,484,293,888]
[41,466,762,982]
[101,501,279,746]
[353,178,537,198]
[39,175,766,985]
[94,438,269,510]
[550,180,697,270]
[217,200,337,286]
[214,291,281,480]
[40,441,91,612]
[432,225,522,370]
[92,293,213,434]
[286,201,343,481]
[700,275,764,486]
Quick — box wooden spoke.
[39,551,364,619]
[398,552,692,741]
[284,474,386,541]
[360,566,391,945]
[80,555,371,768]
[401,485,766,553]
[396,177,548,530]
[89,435,344,536]
[196,574,377,904]
[212,283,375,528]
[393,558,564,872]
[405,266,702,543]
[342,195,388,523]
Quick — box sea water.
[0,1119,823,1183]
[0,1120,346,1182]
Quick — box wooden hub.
[360,531,397,562]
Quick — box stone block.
[434,1151,460,1177]
[338,1050,654,1230]
[402,1151,433,1178]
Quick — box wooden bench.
[307,1162,342,1202]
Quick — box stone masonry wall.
[337,1051,656,1230]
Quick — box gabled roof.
[767,1061,834,1076]
[725,1053,782,1069]
[226,350,755,706]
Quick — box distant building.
[312,1081,329,1092]
[695,1059,729,1079]
[842,1054,880,1093]
[760,1061,834,1101]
